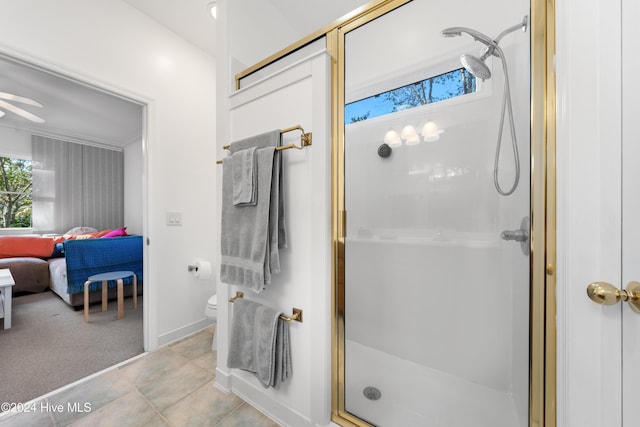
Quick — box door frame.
[0,46,152,351]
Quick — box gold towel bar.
[216,125,312,164]
[228,291,303,323]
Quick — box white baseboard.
[157,318,213,347]
[228,373,312,427]
[215,367,232,391]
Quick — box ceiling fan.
[0,91,45,123]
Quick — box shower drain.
[363,386,382,401]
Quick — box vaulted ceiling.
[0,0,366,148]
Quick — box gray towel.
[232,147,257,206]
[227,299,292,388]
[227,298,259,371]
[220,130,287,291]
[274,317,291,386]
[229,130,287,260]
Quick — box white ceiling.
[0,55,144,147]
[121,0,369,57]
[122,0,217,57]
[0,0,366,148]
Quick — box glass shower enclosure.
[337,0,532,425]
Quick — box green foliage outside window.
[346,68,477,124]
[0,157,32,228]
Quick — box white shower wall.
[343,0,531,425]
[344,93,520,392]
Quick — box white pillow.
[65,226,98,235]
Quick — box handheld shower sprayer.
[441,16,528,196]
[441,16,527,80]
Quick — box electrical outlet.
[166,211,183,226]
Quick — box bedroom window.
[0,156,32,228]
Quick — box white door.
[558,0,640,426]
[621,0,640,424]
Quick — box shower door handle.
[586,281,640,313]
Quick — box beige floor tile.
[169,330,215,360]
[192,350,218,374]
[119,347,189,387]
[69,391,157,427]
[138,362,213,411]
[48,369,134,426]
[162,380,243,427]
[140,415,171,427]
[0,406,55,427]
[218,403,281,427]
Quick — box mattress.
[48,257,71,304]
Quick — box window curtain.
[31,135,124,234]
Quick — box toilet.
[204,294,218,350]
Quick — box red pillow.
[101,227,129,238]
[0,236,55,258]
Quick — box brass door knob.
[587,281,640,313]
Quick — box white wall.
[228,0,368,73]
[0,126,31,159]
[124,138,143,235]
[0,0,217,349]
[216,48,332,427]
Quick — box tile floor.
[0,327,281,427]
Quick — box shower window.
[345,67,476,124]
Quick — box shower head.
[441,16,528,81]
[460,52,492,80]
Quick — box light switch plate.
[166,211,182,226]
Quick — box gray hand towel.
[232,147,257,206]
[254,303,283,388]
[227,298,259,372]
[273,318,291,387]
[227,299,292,389]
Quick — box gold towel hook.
[279,125,312,150]
[280,308,303,323]
[228,291,244,302]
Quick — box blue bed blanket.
[64,235,143,294]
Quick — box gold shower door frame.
[327,1,556,426]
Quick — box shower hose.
[493,45,520,196]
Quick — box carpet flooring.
[0,290,143,405]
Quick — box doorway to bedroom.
[0,52,147,405]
